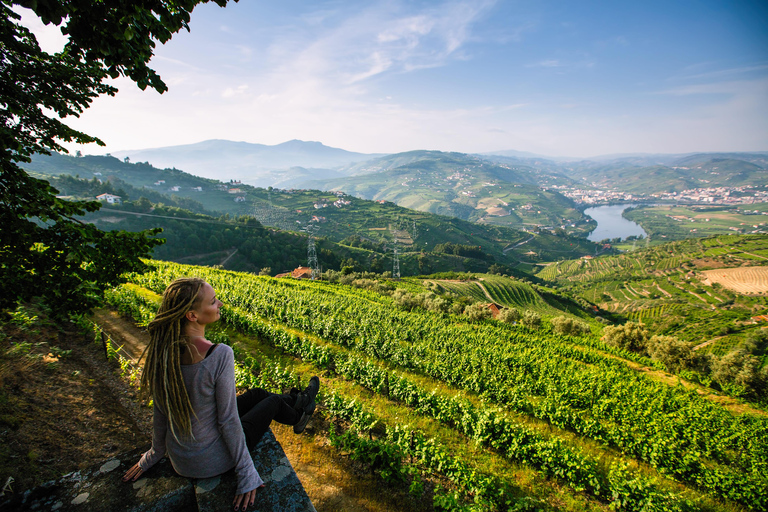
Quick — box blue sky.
[22,0,768,157]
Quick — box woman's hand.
[233,484,264,511]
[121,462,145,482]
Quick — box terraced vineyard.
[107,259,767,511]
[536,235,768,356]
[426,274,588,318]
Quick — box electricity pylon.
[392,242,401,280]
[304,225,320,280]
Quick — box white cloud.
[222,85,249,98]
[13,6,67,53]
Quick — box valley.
[9,143,768,512]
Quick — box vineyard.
[536,235,768,355]
[426,274,587,319]
[105,259,768,511]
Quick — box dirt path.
[219,248,239,266]
[654,283,672,298]
[693,336,725,351]
[503,234,535,254]
[92,309,147,363]
[741,251,768,260]
[475,282,494,302]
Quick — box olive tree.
[602,321,648,352]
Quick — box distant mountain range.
[107,139,767,194]
[111,139,383,187]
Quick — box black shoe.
[293,411,311,434]
[303,376,320,415]
[292,392,309,413]
[293,377,320,434]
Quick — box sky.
[19,0,768,158]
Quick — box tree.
[603,321,648,352]
[521,310,541,329]
[551,315,590,336]
[463,303,492,322]
[497,307,520,324]
[646,335,708,374]
[1,0,231,316]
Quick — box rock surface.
[1,430,315,512]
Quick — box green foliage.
[646,336,708,374]
[463,303,492,322]
[7,306,39,330]
[711,349,767,398]
[433,242,493,261]
[603,322,648,352]
[497,307,520,324]
[0,0,233,316]
[521,310,542,329]
[550,316,590,336]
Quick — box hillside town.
[554,185,768,205]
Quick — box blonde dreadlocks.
[140,277,205,441]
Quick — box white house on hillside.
[96,193,121,204]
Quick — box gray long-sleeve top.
[138,344,263,494]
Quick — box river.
[584,204,648,242]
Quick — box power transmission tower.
[392,242,401,280]
[304,225,320,280]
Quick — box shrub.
[646,335,708,373]
[497,307,520,324]
[464,303,492,322]
[551,315,590,336]
[521,310,542,330]
[603,321,648,352]
[711,349,767,398]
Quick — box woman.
[121,278,319,512]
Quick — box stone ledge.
[1,430,315,512]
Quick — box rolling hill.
[23,152,599,267]
[304,150,589,234]
[561,152,768,194]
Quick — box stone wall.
[2,430,315,512]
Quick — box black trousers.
[236,388,302,450]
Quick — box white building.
[96,193,121,204]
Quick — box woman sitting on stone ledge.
[121,278,320,512]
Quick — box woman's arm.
[138,401,169,471]
[122,401,168,482]
[215,347,264,496]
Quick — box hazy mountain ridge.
[561,153,768,193]
[111,139,383,187]
[107,140,767,195]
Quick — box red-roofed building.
[483,303,504,319]
[292,266,313,279]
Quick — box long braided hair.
[140,277,206,441]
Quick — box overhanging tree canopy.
[0,0,233,315]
